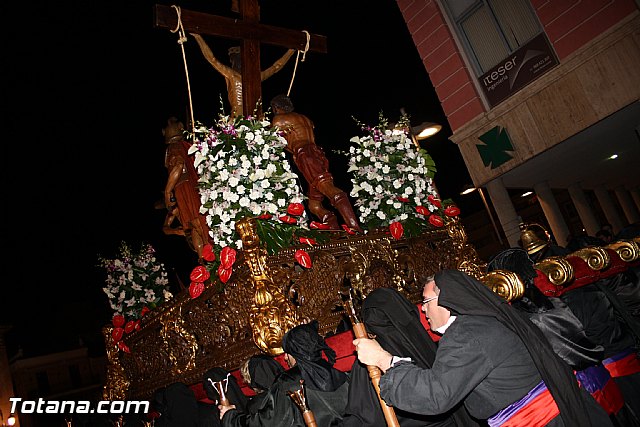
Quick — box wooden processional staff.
[343,292,401,427]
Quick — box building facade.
[8,348,106,427]
[396,0,640,247]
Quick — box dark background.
[1,0,476,357]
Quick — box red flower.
[295,250,312,268]
[342,224,357,235]
[190,265,210,283]
[257,213,273,220]
[117,341,131,353]
[218,264,233,283]
[444,206,461,217]
[220,247,237,269]
[287,203,305,216]
[189,281,205,299]
[429,214,444,227]
[202,244,216,262]
[427,195,442,208]
[124,320,136,334]
[396,197,409,202]
[111,327,124,342]
[112,314,125,328]
[140,306,150,317]
[389,222,404,239]
[415,206,429,216]
[135,320,141,331]
[310,221,332,230]
[299,237,316,245]
[278,215,297,224]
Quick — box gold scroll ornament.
[480,270,525,302]
[569,247,611,271]
[606,239,640,262]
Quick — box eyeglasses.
[422,296,438,305]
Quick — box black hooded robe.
[342,286,481,427]
[378,270,612,426]
[222,321,349,427]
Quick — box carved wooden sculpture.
[271,94,363,233]
[162,117,213,260]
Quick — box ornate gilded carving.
[289,250,345,334]
[569,247,611,271]
[446,217,487,279]
[480,270,524,302]
[606,239,640,262]
[237,217,298,355]
[111,222,488,400]
[160,305,198,374]
[343,239,404,297]
[535,256,574,286]
[102,326,130,401]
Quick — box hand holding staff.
[288,379,318,427]
[343,292,401,427]
[209,374,231,406]
[210,374,237,420]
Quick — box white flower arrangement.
[188,113,308,254]
[339,113,454,237]
[99,242,173,320]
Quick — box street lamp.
[460,185,504,245]
[399,107,442,149]
[399,108,443,197]
[412,122,442,140]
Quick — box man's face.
[422,280,450,332]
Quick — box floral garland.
[99,242,173,351]
[339,113,460,239]
[190,113,308,250]
[186,113,327,293]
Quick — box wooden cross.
[153,1,328,117]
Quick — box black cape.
[431,270,593,426]
[223,321,349,427]
[342,287,480,427]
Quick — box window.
[442,0,541,74]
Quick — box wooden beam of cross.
[153,1,328,117]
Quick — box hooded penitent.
[487,248,604,369]
[153,382,199,427]
[345,286,479,427]
[203,367,249,413]
[248,354,284,392]
[435,269,592,426]
[281,320,348,392]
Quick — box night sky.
[2,0,475,357]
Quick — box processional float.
[102,3,640,421]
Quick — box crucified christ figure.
[191,33,295,118]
